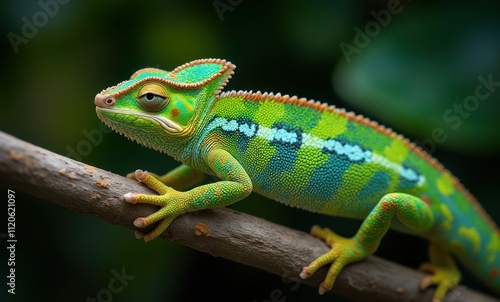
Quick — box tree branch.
[0,130,497,302]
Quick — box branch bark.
[0,130,497,302]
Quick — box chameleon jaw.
[95,107,183,133]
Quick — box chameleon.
[94,58,500,301]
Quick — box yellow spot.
[383,139,409,165]
[437,173,455,196]
[282,147,328,190]
[487,234,500,264]
[243,137,275,174]
[309,111,347,139]
[212,96,246,119]
[440,204,453,231]
[255,100,284,127]
[458,226,481,254]
[335,163,379,204]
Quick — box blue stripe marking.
[204,116,423,188]
[257,122,302,197]
[269,122,302,149]
[322,138,372,163]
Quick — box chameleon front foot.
[300,225,371,295]
[123,169,185,242]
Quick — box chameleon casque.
[94,58,500,300]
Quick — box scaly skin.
[94,59,500,300]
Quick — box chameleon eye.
[138,93,167,111]
[137,84,169,112]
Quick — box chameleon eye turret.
[137,83,169,112]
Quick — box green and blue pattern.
[95,59,500,300]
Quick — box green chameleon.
[94,58,500,301]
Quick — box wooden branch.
[0,130,497,302]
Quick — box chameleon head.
[94,58,235,155]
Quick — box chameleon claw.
[134,169,148,181]
[318,283,329,295]
[134,230,145,239]
[126,171,137,180]
[123,193,137,203]
[127,169,162,181]
[419,275,433,290]
[299,267,312,279]
[134,217,148,228]
[134,230,156,242]
[310,224,321,233]
[134,229,155,242]
[142,234,155,243]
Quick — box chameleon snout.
[94,93,116,108]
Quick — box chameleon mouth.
[95,107,183,133]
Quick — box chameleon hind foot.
[419,243,461,302]
[300,225,371,294]
[300,193,435,295]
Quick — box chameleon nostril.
[94,93,115,108]
[105,97,114,106]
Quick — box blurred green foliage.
[334,2,500,152]
[1,0,499,301]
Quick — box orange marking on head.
[171,108,180,117]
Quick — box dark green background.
[1,0,499,301]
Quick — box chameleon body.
[94,59,500,300]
